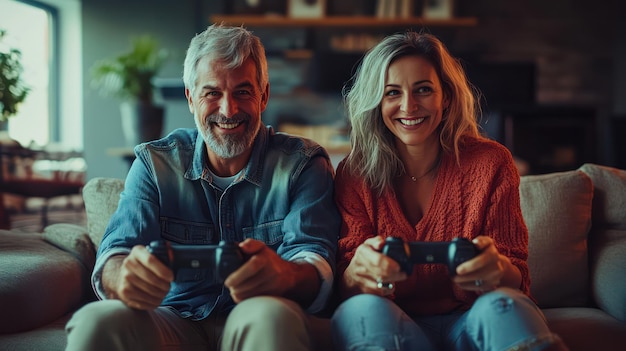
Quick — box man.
[65,24,339,351]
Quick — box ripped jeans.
[331,288,564,351]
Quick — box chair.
[0,139,85,230]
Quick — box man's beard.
[197,112,260,159]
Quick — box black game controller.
[147,240,245,283]
[381,237,478,276]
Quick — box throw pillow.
[519,170,593,308]
[579,163,626,227]
[82,177,124,249]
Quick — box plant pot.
[120,101,164,147]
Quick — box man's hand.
[224,239,320,306]
[102,245,174,310]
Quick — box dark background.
[79,0,626,178]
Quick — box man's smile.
[215,121,243,130]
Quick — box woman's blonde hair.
[343,31,482,194]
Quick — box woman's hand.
[453,236,521,292]
[341,236,407,298]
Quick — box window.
[0,0,55,147]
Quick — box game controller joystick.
[381,237,478,276]
[147,240,245,283]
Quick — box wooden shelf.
[210,15,478,28]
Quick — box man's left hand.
[224,239,319,304]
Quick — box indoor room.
[1,0,625,350]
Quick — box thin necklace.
[409,154,441,182]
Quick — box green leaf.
[90,35,169,104]
[0,29,30,120]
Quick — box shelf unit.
[210,14,478,54]
[207,14,479,95]
[210,15,478,28]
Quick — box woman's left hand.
[452,236,509,292]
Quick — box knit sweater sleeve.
[474,143,531,296]
[333,160,376,277]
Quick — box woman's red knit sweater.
[334,137,531,316]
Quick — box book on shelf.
[376,0,413,19]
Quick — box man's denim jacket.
[92,126,340,320]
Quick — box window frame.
[6,0,59,144]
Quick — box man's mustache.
[206,113,250,124]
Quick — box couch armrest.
[579,164,626,322]
[589,228,626,322]
[43,223,96,272]
[0,230,89,333]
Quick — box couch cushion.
[543,307,626,351]
[519,170,593,308]
[0,314,70,351]
[579,163,626,322]
[82,177,124,249]
[0,230,87,333]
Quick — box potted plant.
[90,35,168,146]
[0,29,29,125]
[0,29,30,228]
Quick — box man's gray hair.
[183,23,268,95]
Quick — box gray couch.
[1,163,625,350]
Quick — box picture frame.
[228,0,287,15]
[288,0,326,18]
[422,0,454,19]
[229,0,264,15]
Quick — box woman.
[331,31,568,351]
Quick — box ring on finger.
[474,279,483,287]
[376,278,394,290]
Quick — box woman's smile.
[398,116,427,126]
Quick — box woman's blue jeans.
[331,287,561,351]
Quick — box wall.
[453,0,619,106]
[449,0,622,169]
[614,16,626,114]
[81,0,219,179]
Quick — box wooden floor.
[5,194,86,233]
